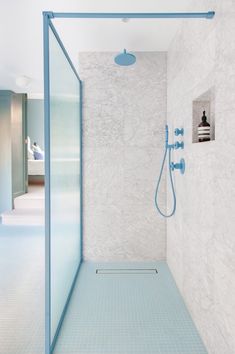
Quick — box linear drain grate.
[96,268,158,274]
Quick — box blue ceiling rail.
[45,11,215,19]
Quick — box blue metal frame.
[79,81,83,261]
[43,12,51,354]
[43,12,83,354]
[49,11,215,19]
[43,10,215,354]
[50,263,82,352]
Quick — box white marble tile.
[80,52,167,261]
[167,1,235,353]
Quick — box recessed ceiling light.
[16,75,31,88]
[122,18,130,23]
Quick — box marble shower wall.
[78,52,167,261]
[167,1,235,353]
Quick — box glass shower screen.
[46,23,82,349]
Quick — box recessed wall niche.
[192,88,215,143]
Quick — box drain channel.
[96,268,158,274]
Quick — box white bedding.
[28,159,45,175]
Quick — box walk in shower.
[43,11,215,354]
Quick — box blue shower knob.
[170,162,175,171]
[179,158,185,174]
[170,159,185,174]
[174,141,184,150]
[174,128,184,136]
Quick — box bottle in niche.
[198,110,210,142]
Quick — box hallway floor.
[0,225,44,354]
[54,261,207,354]
[1,185,44,226]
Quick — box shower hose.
[154,142,176,217]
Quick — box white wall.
[79,52,167,261]
[167,1,235,353]
[0,0,190,94]
[27,99,44,150]
[0,92,12,214]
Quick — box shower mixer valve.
[174,128,184,136]
[174,141,184,149]
[170,158,185,174]
[155,125,186,218]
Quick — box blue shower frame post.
[43,10,215,354]
[43,12,51,354]
[43,11,84,354]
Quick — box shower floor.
[54,261,207,354]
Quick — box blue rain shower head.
[114,49,136,66]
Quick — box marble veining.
[167,1,235,353]
[78,52,167,261]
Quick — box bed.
[28,159,44,184]
[28,159,44,175]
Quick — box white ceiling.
[0,0,210,94]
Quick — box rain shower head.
[114,49,136,66]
